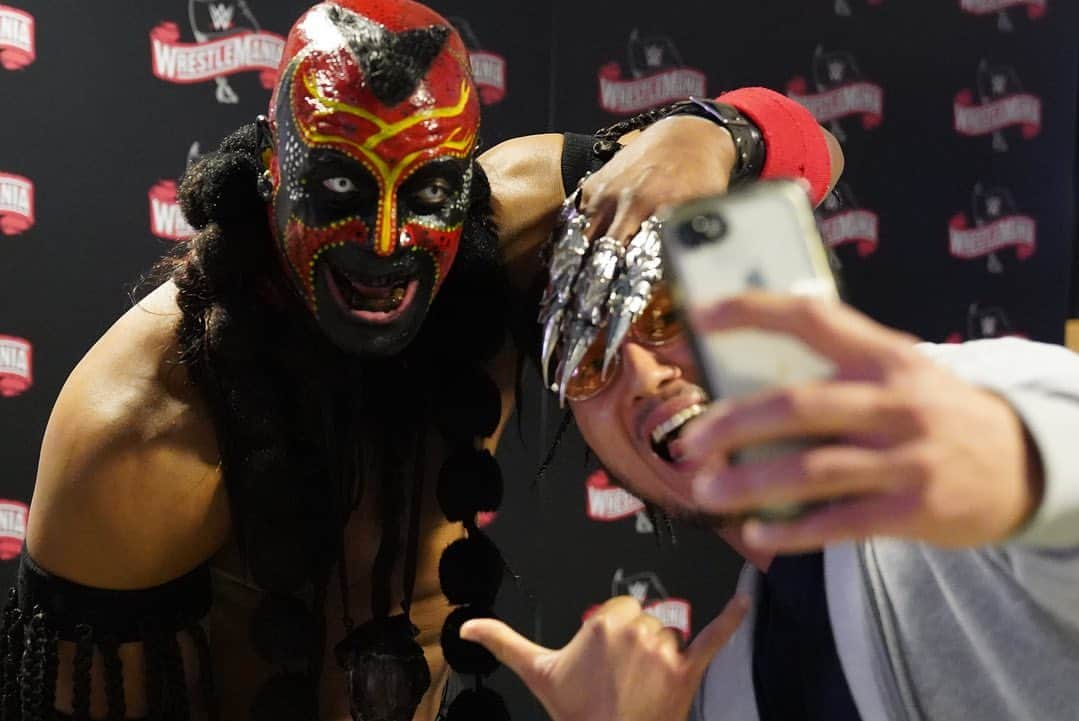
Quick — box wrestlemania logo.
[833,0,883,15]
[448,16,506,105]
[151,1,284,104]
[945,303,1025,343]
[959,0,1047,31]
[954,60,1041,151]
[584,569,692,640]
[948,182,1036,274]
[816,182,879,257]
[598,29,706,115]
[0,4,33,70]
[585,469,657,534]
[0,335,32,398]
[787,46,883,144]
[0,171,33,236]
[149,142,201,242]
[0,500,27,561]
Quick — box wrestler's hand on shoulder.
[581,115,737,243]
[677,292,1042,551]
[461,594,748,721]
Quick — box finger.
[580,178,616,241]
[592,595,646,626]
[740,487,922,553]
[691,444,898,515]
[628,611,666,637]
[459,619,552,685]
[605,184,652,243]
[688,292,918,370]
[678,383,912,463]
[685,594,750,675]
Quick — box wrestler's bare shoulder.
[26,280,230,589]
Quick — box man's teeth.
[650,404,704,445]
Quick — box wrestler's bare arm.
[23,282,226,717]
[28,281,230,588]
[478,127,844,295]
[478,133,567,291]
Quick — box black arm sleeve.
[560,132,606,196]
[0,549,215,721]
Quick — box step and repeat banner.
[1,2,1076,718]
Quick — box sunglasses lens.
[564,340,621,402]
[633,285,682,345]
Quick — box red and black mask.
[263,0,481,356]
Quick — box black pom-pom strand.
[440,606,499,676]
[431,365,502,442]
[438,535,504,606]
[249,673,317,721]
[436,448,503,523]
[444,688,510,721]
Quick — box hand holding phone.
[660,180,840,521]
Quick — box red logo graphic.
[149,142,200,242]
[149,180,196,242]
[954,61,1041,150]
[585,469,645,521]
[448,17,507,106]
[470,51,507,105]
[949,183,1035,272]
[0,501,27,561]
[787,47,883,143]
[959,0,1047,18]
[150,5,283,104]
[0,335,32,398]
[598,29,706,115]
[817,183,879,257]
[583,569,692,639]
[0,171,33,235]
[0,5,33,69]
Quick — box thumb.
[460,618,552,686]
[685,594,750,676]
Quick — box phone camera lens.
[679,212,727,247]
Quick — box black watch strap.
[661,97,766,186]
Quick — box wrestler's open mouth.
[649,404,705,462]
[324,265,419,323]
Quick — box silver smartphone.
[659,180,840,522]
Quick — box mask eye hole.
[323,177,358,194]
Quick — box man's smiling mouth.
[649,403,705,461]
[637,383,708,463]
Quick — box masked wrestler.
[2,1,842,720]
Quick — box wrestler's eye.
[412,179,452,207]
[323,177,358,194]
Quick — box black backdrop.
[1,2,1077,719]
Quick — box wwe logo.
[828,60,845,83]
[644,44,664,67]
[208,3,235,31]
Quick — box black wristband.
[660,98,765,186]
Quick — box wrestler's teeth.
[650,404,704,446]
